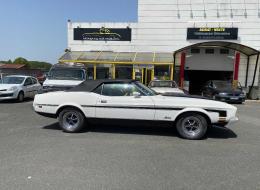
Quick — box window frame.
[24,77,33,86]
[93,82,148,97]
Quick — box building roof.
[0,64,26,69]
[59,51,174,65]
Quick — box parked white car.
[148,80,184,94]
[33,80,238,140]
[0,75,42,102]
[42,63,87,93]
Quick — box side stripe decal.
[81,105,183,110]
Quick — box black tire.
[17,91,24,102]
[58,108,85,133]
[176,113,208,140]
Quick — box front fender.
[174,107,218,123]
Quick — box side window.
[24,78,33,86]
[31,78,37,84]
[92,84,103,95]
[102,83,142,96]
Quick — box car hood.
[0,84,20,90]
[151,87,184,94]
[43,79,83,87]
[216,88,242,94]
[152,95,236,110]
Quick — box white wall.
[67,0,260,86]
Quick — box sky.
[0,0,137,63]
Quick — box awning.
[176,41,259,56]
[59,51,174,65]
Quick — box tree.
[13,57,30,67]
[29,61,52,70]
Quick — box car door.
[95,82,155,120]
[23,77,34,97]
[31,77,41,96]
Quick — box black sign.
[187,28,238,40]
[74,27,132,41]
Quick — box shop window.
[205,49,214,54]
[115,65,132,79]
[191,48,200,54]
[220,49,229,54]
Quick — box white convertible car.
[33,80,238,140]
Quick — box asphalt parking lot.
[0,100,260,190]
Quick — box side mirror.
[133,92,141,98]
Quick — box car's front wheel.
[58,108,85,133]
[17,91,24,102]
[176,113,208,140]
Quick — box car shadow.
[43,122,237,139]
[207,126,237,139]
[0,98,33,104]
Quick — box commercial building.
[59,0,260,98]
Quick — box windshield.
[213,81,233,89]
[48,69,85,80]
[135,82,156,96]
[1,76,25,84]
[149,81,177,88]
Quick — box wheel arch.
[17,90,24,98]
[174,109,212,126]
[56,104,85,117]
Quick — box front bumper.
[215,95,245,103]
[0,91,17,100]
[213,116,239,128]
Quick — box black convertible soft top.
[69,79,135,92]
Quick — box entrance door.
[96,67,110,79]
[95,83,155,120]
[143,68,153,85]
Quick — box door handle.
[101,100,107,103]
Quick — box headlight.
[8,86,18,91]
[218,92,227,96]
[43,86,49,89]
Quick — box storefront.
[60,0,260,98]
[59,51,174,85]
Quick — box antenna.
[244,0,247,18]
[190,0,193,18]
[216,0,220,18]
[258,0,260,17]
[230,0,233,18]
[177,0,180,18]
[203,0,207,18]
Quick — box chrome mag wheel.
[59,108,85,133]
[176,113,208,140]
[181,116,202,137]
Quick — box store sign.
[74,27,132,41]
[134,64,154,70]
[187,28,238,40]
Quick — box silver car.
[0,75,42,102]
[148,80,184,95]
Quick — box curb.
[245,100,260,103]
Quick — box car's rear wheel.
[58,108,85,133]
[17,91,24,102]
[176,113,208,140]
